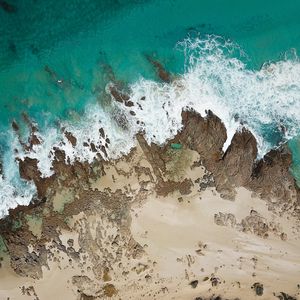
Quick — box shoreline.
[0,108,299,299]
[1,48,300,218]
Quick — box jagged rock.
[18,157,54,199]
[64,131,77,147]
[222,128,257,187]
[248,146,297,201]
[179,109,299,202]
[1,104,299,288]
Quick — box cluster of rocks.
[0,57,299,300]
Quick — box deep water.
[0,0,300,216]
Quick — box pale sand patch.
[129,187,300,299]
[91,144,154,193]
[25,215,43,239]
[52,188,75,213]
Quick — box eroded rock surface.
[0,106,299,299]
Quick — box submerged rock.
[146,54,172,83]
[0,1,17,13]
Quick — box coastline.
[1,2,300,299]
[0,107,299,299]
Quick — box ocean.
[0,0,300,216]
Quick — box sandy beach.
[0,140,299,300]
[1,1,300,299]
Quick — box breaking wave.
[1,34,300,217]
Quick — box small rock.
[190,280,199,288]
[251,282,264,296]
[276,292,297,300]
[280,233,287,241]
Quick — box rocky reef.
[0,62,299,299]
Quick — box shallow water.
[0,0,300,216]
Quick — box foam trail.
[0,134,37,217]
[128,35,300,157]
[1,34,300,217]
[18,103,137,177]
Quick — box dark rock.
[196,173,215,191]
[124,100,134,107]
[222,128,257,187]
[248,146,296,201]
[210,276,221,287]
[109,85,130,103]
[99,128,105,139]
[79,293,97,300]
[179,109,298,202]
[112,109,129,130]
[100,145,108,158]
[64,131,77,147]
[190,280,199,288]
[0,1,17,13]
[11,120,19,132]
[18,157,54,199]
[146,55,171,83]
[251,282,264,296]
[8,41,17,54]
[67,239,74,247]
[80,294,96,300]
[276,292,297,300]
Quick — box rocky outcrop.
[0,103,299,299]
[18,157,54,199]
[105,58,298,202]
[178,109,298,202]
[135,108,298,202]
[248,146,297,201]
[10,106,300,217]
[223,128,258,187]
[18,148,104,201]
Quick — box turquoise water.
[0,0,300,215]
[2,0,300,124]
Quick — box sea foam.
[1,35,300,217]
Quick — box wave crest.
[1,34,300,217]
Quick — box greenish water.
[0,0,300,215]
[1,0,300,125]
